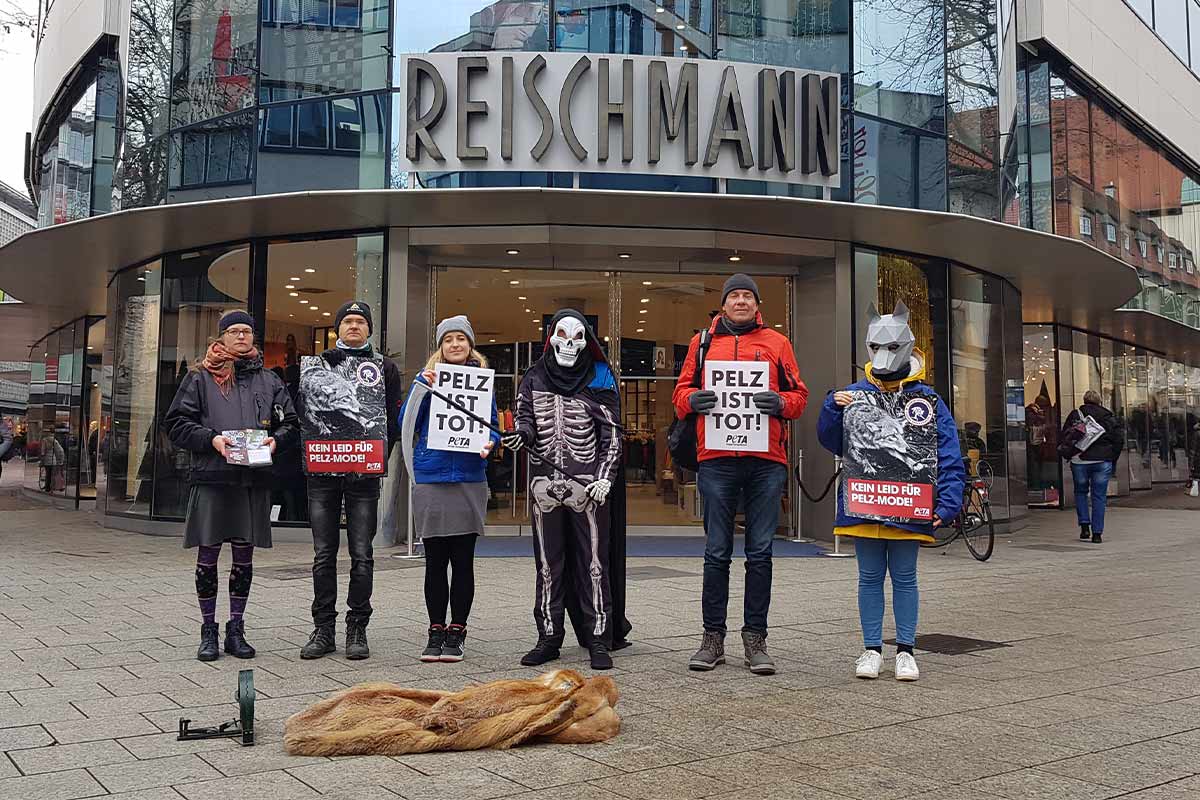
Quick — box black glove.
[689,390,718,414]
[753,391,784,416]
[501,430,530,452]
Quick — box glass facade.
[1121,0,1200,73]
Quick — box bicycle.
[921,457,995,562]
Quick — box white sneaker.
[854,649,882,679]
[895,652,920,681]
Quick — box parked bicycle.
[921,457,995,562]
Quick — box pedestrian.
[1061,389,1123,544]
[0,416,13,482]
[299,301,403,661]
[163,310,299,662]
[672,274,808,675]
[1189,422,1200,496]
[399,315,499,663]
[817,302,965,682]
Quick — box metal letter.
[704,66,754,169]
[456,56,489,160]
[502,56,514,160]
[802,73,839,176]
[524,55,553,160]
[560,55,591,162]
[758,68,795,172]
[406,58,446,161]
[647,60,698,165]
[597,57,634,163]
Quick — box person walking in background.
[300,301,403,662]
[0,417,13,482]
[672,274,808,676]
[400,316,499,663]
[1061,390,1123,544]
[164,310,298,662]
[817,302,965,683]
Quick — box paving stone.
[284,756,425,791]
[198,745,326,777]
[9,738,135,774]
[1037,749,1198,791]
[967,768,1122,799]
[89,753,223,793]
[0,702,85,729]
[589,765,738,799]
[118,731,240,759]
[0,724,54,751]
[45,714,163,744]
[72,693,179,718]
[0,768,108,800]
[796,763,942,799]
[174,770,320,800]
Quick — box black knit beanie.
[722,273,761,304]
[334,300,373,334]
[218,310,255,335]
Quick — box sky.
[0,0,38,197]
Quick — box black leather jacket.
[1062,403,1123,463]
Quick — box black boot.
[1080,523,1091,540]
[345,622,369,661]
[300,624,336,659]
[224,619,255,659]
[588,641,613,671]
[520,638,561,667]
[197,622,219,662]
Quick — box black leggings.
[423,534,477,626]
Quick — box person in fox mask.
[817,301,964,684]
[502,310,629,671]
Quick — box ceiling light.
[518,295,527,300]
[524,308,531,313]
[676,23,685,29]
[510,280,520,285]
[729,255,742,262]
[290,276,300,281]
[604,336,611,342]
[310,306,319,311]
[774,324,782,328]
[289,292,299,297]
[87,346,93,350]
[639,309,648,314]
[137,277,145,282]
[284,284,295,289]
[323,312,331,317]
[640,298,650,303]
[506,249,520,255]
[636,328,644,333]
[679,45,688,50]
[618,253,631,259]
[305,268,316,273]
[489,338,496,343]
[289,314,294,317]
[642,280,652,285]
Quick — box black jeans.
[308,476,379,627]
[697,457,788,635]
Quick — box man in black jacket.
[1061,390,1123,544]
[299,301,403,661]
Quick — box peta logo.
[904,397,934,427]
[356,361,383,387]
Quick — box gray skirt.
[413,482,488,539]
[183,485,273,549]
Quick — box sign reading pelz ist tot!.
[427,363,496,454]
[703,360,770,453]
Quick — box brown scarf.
[200,340,260,397]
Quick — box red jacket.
[672,314,808,465]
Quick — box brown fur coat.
[283,669,620,756]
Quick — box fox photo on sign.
[300,355,389,476]
[840,390,938,524]
[704,360,770,453]
[428,363,495,453]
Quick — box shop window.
[262,233,385,523]
[852,115,947,211]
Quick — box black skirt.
[183,485,274,549]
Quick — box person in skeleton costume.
[502,310,624,671]
[817,301,964,683]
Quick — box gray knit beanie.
[722,273,761,304]
[435,315,476,348]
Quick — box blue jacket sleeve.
[934,396,967,524]
[488,397,501,449]
[816,390,845,455]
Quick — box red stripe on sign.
[305,440,386,473]
[846,479,934,521]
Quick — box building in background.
[0,182,35,438]
[0,0,1192,534]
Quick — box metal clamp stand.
[178,669,255,746]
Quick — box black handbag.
[667,329,712,473]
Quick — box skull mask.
[550,316,587,367]
[865,300,916,376]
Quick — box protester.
[300,301,403,661]
[502,309,624,671]
[817,302,964,682]
[399,315,499,663]
[164,310,298,662]
[672,274,808,676]
[1060,390,1123,544]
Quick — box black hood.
[541,309,609,396]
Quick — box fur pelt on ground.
[283,669,620,756]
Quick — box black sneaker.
[421,625,446,662]
[197,622,219,662]
[345,623,369,661]
[1080,523,1091,540]
[1091,533,1103,544]
[588,641,613,670]
[520,639,561,667]
[300,625,335,660]
[441,625,466,662]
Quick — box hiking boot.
[421,625,446,662]
[1080,523,1091,540]
[441,625,466,662]
[742,630,776,675]
[300,624,335,659]
[345,623,369,661]
[688,630,725,671]
[520,639,561,667]
[1091,532,1103,544]
[223,619,255,659]
[588,641,613,670]
[197,622,219,662]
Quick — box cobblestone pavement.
[0,496,1197,800]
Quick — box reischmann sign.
[397,52,840,187]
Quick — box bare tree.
[0,0,37,43]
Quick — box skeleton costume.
[504,310,626,667]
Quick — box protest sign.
[300,355,388,475]
[703,360,770,453]
[840,390,938,524]
[427,363,495,453]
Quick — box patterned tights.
[195,540,254,624]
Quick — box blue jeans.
[855,538,919,648]
[1071,461,1113,533]
[697,457,788,635]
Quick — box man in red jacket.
[672,274,808,675]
